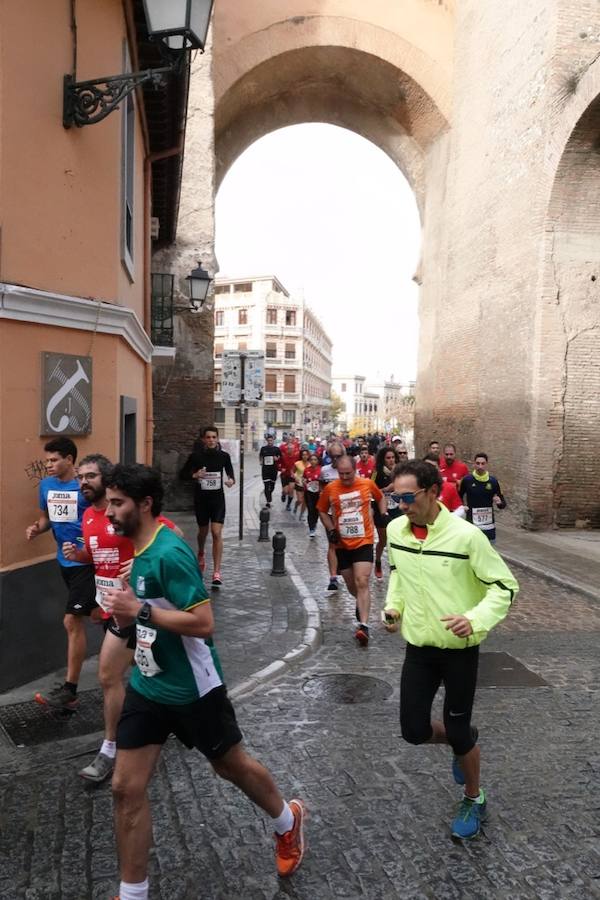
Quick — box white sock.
[465,789,484,804]
[272,801,294,835]
[119,879,149,900]
[101,740,116,758]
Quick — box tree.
[330,389,345,427]
[386,393,415,438]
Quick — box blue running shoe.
[451,790,487,839]
[451,726,478,785]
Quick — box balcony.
[264,392,301,402]
[151,273,176,366]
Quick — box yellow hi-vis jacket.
[384,503,518,649]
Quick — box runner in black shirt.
[259,435,281,507]
[181,426,234,588]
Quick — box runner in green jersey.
[103,465,305,900]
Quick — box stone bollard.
[258,507,270,542]
[271,531,287,576]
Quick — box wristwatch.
[138,602,152,625]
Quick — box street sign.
[222,351,242,405]
[244,350,264,406]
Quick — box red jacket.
[440,459,469,486]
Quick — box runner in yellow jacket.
[383,459,518,840]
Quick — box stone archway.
[152,3,453,501]
[527,92,600,528]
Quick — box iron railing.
[151,273,175,346]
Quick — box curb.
[229,520,323,703]
[499,550,600,605]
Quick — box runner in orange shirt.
[317,455,387,646]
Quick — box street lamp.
[186,261,213,312]
[143,0,215,50]
[63,0,215,128]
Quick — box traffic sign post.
[221,350,264,540]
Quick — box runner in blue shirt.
[25,437,96,710]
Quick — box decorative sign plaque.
[41,353,92,436]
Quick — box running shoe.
[355,624,369,646]
[34,684,78,711]
[451,726,479,785]
[375,560,383,579]
[197,552,206,573]
[309,529,316,538]
[326,579,338,593]
[79,751,114,783]
[274,799,305,877]
[451,791,487,839]
[211,572,223,588]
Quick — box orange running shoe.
[274,799,305,877]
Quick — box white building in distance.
[214,275,333,442]
[333,374,415,434]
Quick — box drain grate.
[479,652,548,688]
[302,674,393,704]
[0,688,104,748]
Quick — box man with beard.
[181,426,235,588]
[104,465,305,900]
[62,454,181,783]
[439,443,469,487]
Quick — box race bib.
[135,624,163,677]
[339,511,365,538]
[200,471,222,491]
[472,507,493,527]
[94,575,122,613]
[307,481,320,493]
[262,455,274,466]
[47,490,78,523]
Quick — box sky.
[215,124,421,384]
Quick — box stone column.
[152,42,217,508]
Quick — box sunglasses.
[390,488,425,505]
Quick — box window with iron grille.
[266,308,278,324]
[282,409,296,425]
[238,308,248,325]
[266,342,277,359]
[151,274,174,346]
[265,408,277,423]
[213,406,225,423]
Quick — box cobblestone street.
[2,473,600,899]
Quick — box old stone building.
[154,0,600,529]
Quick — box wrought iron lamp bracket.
[63,64,175,128]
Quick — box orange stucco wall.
[0,0,146,321]
[0,320,147,570]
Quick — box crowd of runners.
[24,427,517,899]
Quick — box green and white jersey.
[129,525,223,705]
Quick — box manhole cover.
[0,688,104,747]
[302,674,393,704]
[479,652,547,688]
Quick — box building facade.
[334,375,415,435]
[213,276,332,442]
[0,0,188,689]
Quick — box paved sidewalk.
[496,521,600,601]
[2,466,600,897]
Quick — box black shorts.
[59,564,97,616]
[261,469,277,484]
[400,643,479,756]
[117,684,243,759]
[294,483,305,493]
[374,506,403,529]
[103,618,136,650]
[336,543,374,572]
[280,473,294,487]
[194,491,226,526]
